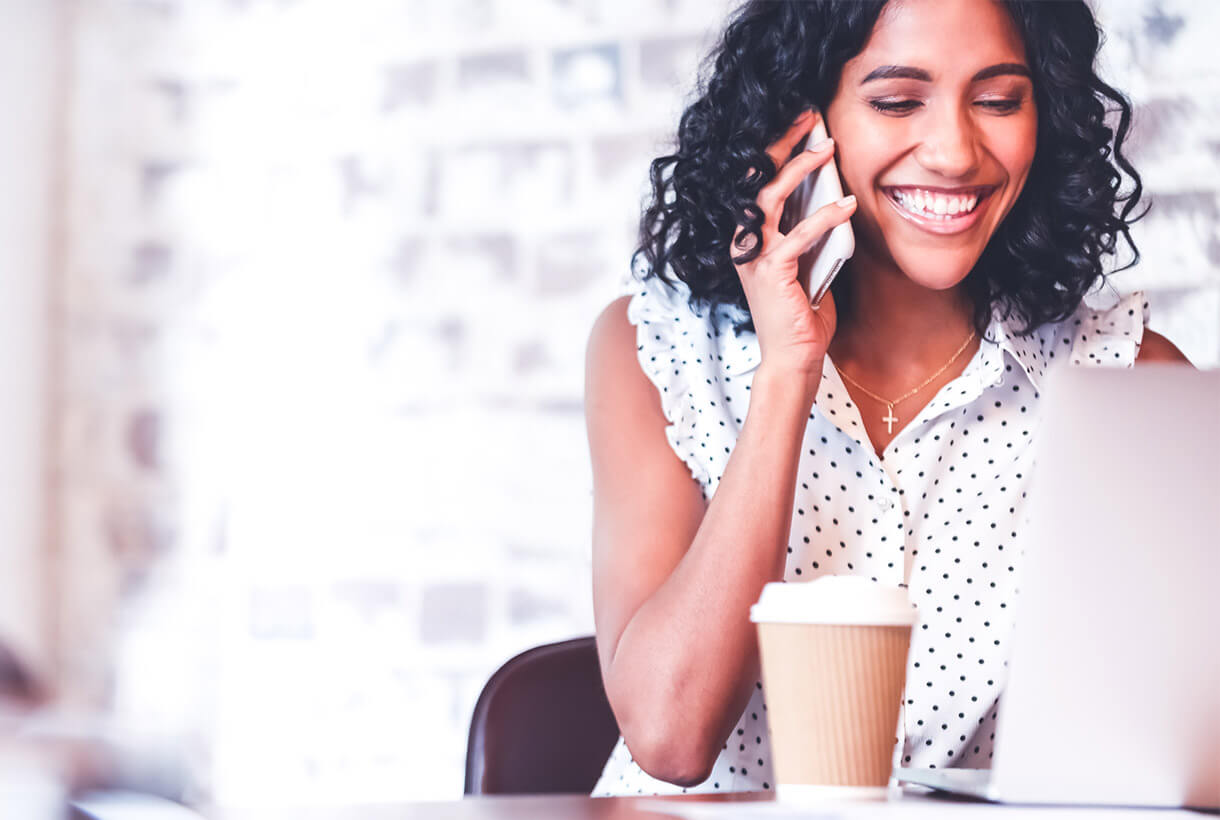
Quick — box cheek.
[834,134,893,194]
[989,119,1038,180]
[824,106,890,191]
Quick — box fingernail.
[837,195,857,208]
[808,137,834,152]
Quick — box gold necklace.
[835,329,977,435]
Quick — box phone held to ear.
[792,112,855,308]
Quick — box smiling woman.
[583,0,1190,799]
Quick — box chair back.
[464,636,620,795]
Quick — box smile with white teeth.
[890,188,981,221]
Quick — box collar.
[985,303,1055,392]
[719,299,1056,392]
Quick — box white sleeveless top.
[592,272,1150,796]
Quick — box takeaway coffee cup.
[750,576,917,802]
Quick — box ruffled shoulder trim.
[624,274,723,493]
[1064,290,1151,368]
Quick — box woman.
[583,0,1192,798]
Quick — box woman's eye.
[868,99,1024,115]
[978,99,1023,113]
[869,100,920,113]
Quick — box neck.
[828,255,978,389]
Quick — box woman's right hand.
[731,108,857,381]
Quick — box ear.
[1136,329,1193,367]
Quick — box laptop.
[896,363,1220,809]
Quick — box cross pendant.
[882,404,898,434]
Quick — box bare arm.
[585,296,820,785]
[586,108,855,786]
[1136,328,1193,367]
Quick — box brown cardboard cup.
[750,577,916,803]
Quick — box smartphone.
[788,112,855,307]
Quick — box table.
[191,788,1210,819]
[207,791,767,819]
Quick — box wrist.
[752,361,823,410]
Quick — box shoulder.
[585,295,648,403]
[584,295,664,422]
[1062,290,1154,369]
[586,295,635,368]
[1136,328,1193,367]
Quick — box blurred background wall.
[0,0,62,685]
[0,0,1216,807]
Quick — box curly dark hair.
[632,0,1147,340]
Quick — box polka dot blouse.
[591,272,1151,797]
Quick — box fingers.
[735,109,823,259]
[756,137,836,229]
[743,108,818,184]
[765,108,818,171]
[768,195,856,266]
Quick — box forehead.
[847,0,1028,76]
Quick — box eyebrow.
[861,62,1032,84]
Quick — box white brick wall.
[43,0,1218,806]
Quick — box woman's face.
[824,0,1038,292]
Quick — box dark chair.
[464,636,621,795]
[0,640,45,707]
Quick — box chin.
[887,249,979,292]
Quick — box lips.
[881,184,998,236]
[886,184,997,197]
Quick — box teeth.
[892,188,982,220]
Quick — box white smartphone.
[788,112,855,307]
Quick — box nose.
[914,101,982,180]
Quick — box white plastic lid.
[749,576,917,626]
